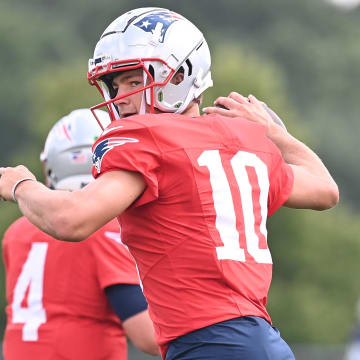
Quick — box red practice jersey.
[92,113,294,356]
[2,217,140,360]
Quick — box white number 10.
[11,242,48,341]
[198,150,272,264]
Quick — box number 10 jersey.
[92,113,294,355]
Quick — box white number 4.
[11,242,48,341]
[198,150,272,264]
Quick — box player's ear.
[171,71,184,85]
[194,94,203,106]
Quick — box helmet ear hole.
[148,65,155,81]
[172,70,184,85]
[47,169,53,181]
[100,74,118,99]
[46,170,55,189]
[47,169,57,188]
[185,60,192,76]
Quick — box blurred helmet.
[40,109,110,190]
[88,7,212,126]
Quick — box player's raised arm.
[0,165,146,241]
[203,92,339,211]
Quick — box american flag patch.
[71,151,87,164]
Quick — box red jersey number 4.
[11,242,48,341]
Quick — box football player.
[2,109,159,360]
[0,8,339,360]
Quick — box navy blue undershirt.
[105,284,148,322]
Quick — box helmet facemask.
[88,58,175,130]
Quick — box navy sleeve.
[105,284,148,322]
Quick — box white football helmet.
[40,109,110,190]
[88,7,213,126]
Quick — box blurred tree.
[268,206,360,343]
[0,2,86,163]
[205,44,302,135]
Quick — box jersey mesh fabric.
[2,217,140,360]
[92,113,294,357]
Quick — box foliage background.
[1,0,359,351]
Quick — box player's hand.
[203,92,286,135]
[0,166,36,202]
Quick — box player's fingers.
[248,94,262,106]
[212,96,228,106]
[214,97,242,111]
[202,106,235,117]
[228,92,249,104]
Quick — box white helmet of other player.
[88,7,213,124]
[40,109,110,190]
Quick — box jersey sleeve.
[88,225,140,290]
[267,144,294,217]
[92,118,161,207]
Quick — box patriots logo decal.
[134,11,183,43]
[92,137,139,174]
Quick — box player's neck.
[181,102,200,118]
[147,102,200,117]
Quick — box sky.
[327,0,360,8]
